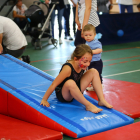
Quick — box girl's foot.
[98,100,113,109]
[86,103,103,113]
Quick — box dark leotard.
[55,63,84,102]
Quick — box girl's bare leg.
[80,68,113,109]
[62,80,103,113]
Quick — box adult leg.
[20,19,27,29]
[73,7,76,35]
[13,18,20,28]
[74,29,86,46]
[61,79,103,113]
[118,4,125,13]
[64,4,72,40]
[50,10,55,38]
[66,5,71,37]
[80,68,113,108]
[63,5,70,37]
[57,6,64,38]
[126,5,133,13]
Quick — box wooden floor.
[23,34,140,139]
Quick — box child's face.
[78,53,92,70]
[17,0,22,7]
[83,30,96,42]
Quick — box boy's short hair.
[137,3,140,8]
[83,24,96,33]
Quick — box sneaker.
[48,38,52,45]
[86,85,94,91]
[68,36,73,40]
[21,55,30,64]
[59,38,63,44]
[64,36,67,39]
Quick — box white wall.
[22,0,35,8]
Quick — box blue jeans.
[72,6,76,35]
[118,4,133,13]
[63,4,70,37]
[51,5,64,38]
[13,18,27,29]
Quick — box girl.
[40,44,113,113]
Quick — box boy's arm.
[91,41,102,54]
[92,48,102,54]
[0,33,3,54]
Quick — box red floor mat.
[0,114,63,140]
[76,122,140,140]
[84,78,140,118]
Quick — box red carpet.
[76,121,140,140]
[0,114,63,140]
[84,78,140,118]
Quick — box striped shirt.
[78,0,100,28]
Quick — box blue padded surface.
[0,54,134,138]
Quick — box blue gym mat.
[0,54,134,138]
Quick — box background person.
[13,0,28,29]
[74,0,100,46]
[0,16,30,63]
[97,0,113,14]
[63,0,73,40]
[83,24,103,91]
[70,0,78,36]
[116,0,133,13]
[49,0,65,44]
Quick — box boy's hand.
[40,99,50,107]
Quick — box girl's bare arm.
[40,65,71,106]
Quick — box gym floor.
[23,33,140,139]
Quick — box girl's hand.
[40,99,50,107]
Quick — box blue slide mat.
[0,54,134,138]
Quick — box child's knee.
[64,80,77,88]
[89,68,99,75]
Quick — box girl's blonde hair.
[68,44,93,61]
